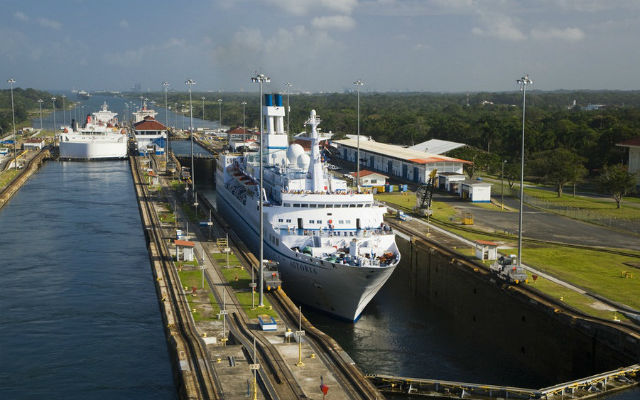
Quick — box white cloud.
[531,27,585,41]
[311,15,356,30]
[104,38,188,67]
[37,17,62,30]
[14,11,29,22]
[120,19,129,28]
[263,0,358,15]
[472,12,526,41]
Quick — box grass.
[0,169,21,189]
[219,264,278,319]
[181,203,207,222]
[375,192,459,221]
[211,252,241,267]
[170,180,185,192]
[523,186,640,219]
[519,245,640,310]
[178,269,220,321]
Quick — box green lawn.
[219,265,278,319]
[520,245,640,310]
[0,169,21,189]
[211,252,241,267]
[178,269,220,321]
[524,186,640,219]
[375,192,459,221]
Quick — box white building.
[133,117,168,155]
[23,138,45,150]
[616,137,640,187]
[460,180,492,203]
[350,170,388,187]
[334,138,470,184]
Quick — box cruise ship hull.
[216,182,396,321]
[59,139,128,160]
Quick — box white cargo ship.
[216,94,399,321]
[59,102,128,160]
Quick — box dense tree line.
[0,88,58,133]
[144,90,640,181]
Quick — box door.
[413,167,420,182]
[297,218,303,230]
[402,164,408,179]
[369,155,374,168]
[356,218,361,230]
[387,160,393,174]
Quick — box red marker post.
[320,376,329,399]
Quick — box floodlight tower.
[162,81,170,166]
[185,79,196,195]
[353,80,364,192]
[251,72,270,307]
[217,98,222,131]
[7,78,17,170]
[37,99,44,130]
[516,74,532,269]
[51,97,57,145]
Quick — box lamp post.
[241,101,247,132]
[516,74,532,269]
[51,97,57,145]
[185,79,196,197]
[61,95,66,126]
[201,96,205,120]
[501,160,506,211]
[37,99,44,131]
[285,82,292,135]
[7,78,17,170]
[353,80,364,192]
[217,98,222,132]
[251,72,270,307]
[162,81,170,167]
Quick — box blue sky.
[2,0,639,93]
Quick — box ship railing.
[279,227,393,238]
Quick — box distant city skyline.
[2,1,639,93]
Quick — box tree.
[598,164,637,208]
[527,148,587,197]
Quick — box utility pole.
[353,80,364,192]
[516,74,532,269]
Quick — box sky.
[1,0,640,93]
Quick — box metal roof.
[409,139,466,155]
[334,138,471,165]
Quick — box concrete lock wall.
[397,238,637,383]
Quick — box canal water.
[0,161,176,399]
[32,93,221,132]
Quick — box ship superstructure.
[133,100,158,123]
[216,94,399,321]
[59,102,128,160]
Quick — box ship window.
[346,220,351,224]
[284,203,291,207]
[293,204,300,207]
[278,219,283,222]
[349,204,356,208]
[357,204,364,207]
[339,220,344,224]
[317,204,325,208]
[365,204,371,207]
[286,219,291,223]
[316,220,322,224]
[327,213,332,216]
[310,204,317,208]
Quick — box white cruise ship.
[59,102,128,160]
[217,94,399,321]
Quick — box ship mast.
[305,110,324,192]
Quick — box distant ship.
[59,102,128,160]
[133,100,158,123]
[216,94,400,321]
[77,90,91,99]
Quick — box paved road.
[436,193,640,252]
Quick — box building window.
[371,179,377,184]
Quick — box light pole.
[37,99,44,131]
[353,80,364,192]
[7,78,17,170]
[241,101,247,132]
[61,95,66,126]
[185,79,196,197]
[501,160,506,211]
[201,96,205,120]
[162,81,170,167]
[217,98,222,132]
[251,72,270,307]
[285,82,292,135]
[51,97,57,145]
[516,74,532,269]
